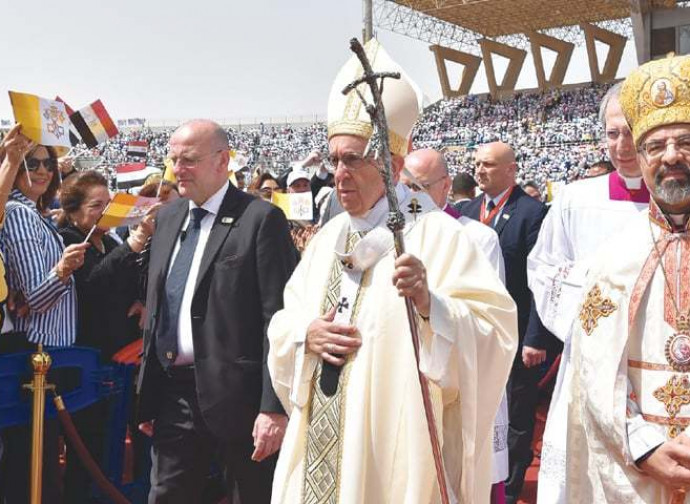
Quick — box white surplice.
[567,207,690,503]
[268,186,518,504]
[526,173,648,502]
[454,213,509,483]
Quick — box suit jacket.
[463,186,551,351]
[137,182,298,441]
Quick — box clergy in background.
[267,39,518,504]
[527,82,650,502]
[567,54,690,502]
[401,147,509,503]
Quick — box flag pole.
[83,224,97,244]
[82,198,113,244]
[22,156,32,187]
[155,177,164,198]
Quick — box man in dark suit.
[463,141,551,504]
[137,120,297,503]
[450,171,477,213]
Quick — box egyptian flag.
[70,100,119,148]
[127,141,148,159]
[116,162,146,174]
[55,96,82,147]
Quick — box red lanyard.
[480,186,514,225]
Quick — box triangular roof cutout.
[527,31,575,89]
[478,39,527,97]
[429,44,482,99]
[581,23,626,82]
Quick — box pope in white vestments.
[267,39,518,504]
[566,54,690,503]
[527,83,649,502]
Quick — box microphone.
[180,228,187,242]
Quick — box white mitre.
[327,38,421,157]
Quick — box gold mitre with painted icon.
[327,39,421,157]
[620,53,690,146]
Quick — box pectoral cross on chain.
[337,297,349,313]
[408,198,422,221]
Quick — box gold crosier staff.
[342,37,450,504]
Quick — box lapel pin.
[502,214,510,220]
[221,217,235,225]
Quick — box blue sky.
[0,0,638,124]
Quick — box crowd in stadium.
[80,82,612,194]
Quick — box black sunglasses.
[25,157,58,172]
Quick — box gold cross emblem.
[653,374,690,419]
[579,284,617,335]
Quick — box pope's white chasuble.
[268,186,518,504]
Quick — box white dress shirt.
[169,183,230,365]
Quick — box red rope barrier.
[53,396,131,504]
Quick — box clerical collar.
[349,183,407,232]
[619,173,643,190]
[609,171,650,203]
[649,198,690,234]
[443,203,460,219]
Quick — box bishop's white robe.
[446,208,509,484]
[268,188,518,504]
[567,205,690,503]
[526,172,648,502]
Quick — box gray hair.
[598,82,623,128]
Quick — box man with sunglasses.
[137,119,297,503]
[566,53,690,503]
[267,39,517,504]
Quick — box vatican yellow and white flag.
[8,91,71,148]
[271,191,313,221]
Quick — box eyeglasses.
[259,187,274,195]
[638,135,690,161]
[605,128,632,141]
[404,175,446,193]
[166,149,223,168]
[326,152,375,172]
[25,157,58,172]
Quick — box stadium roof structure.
[389,0,673,37]
[374,0,685,54]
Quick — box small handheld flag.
[271,192,313,221]
[127,141,148,160]
[55,96,82,147]
[97,192,158,229]
[70,99,119,148]
[8,91,71,147]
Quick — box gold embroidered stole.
[303,231,365,504]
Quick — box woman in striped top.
[0,140,90,504]
[0,125,29,332]
[0,143,88,350]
